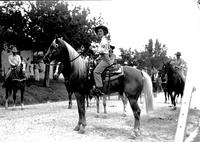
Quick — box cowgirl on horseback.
[90,25,113,95]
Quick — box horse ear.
[55,34,59,44]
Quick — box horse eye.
[55,44,58,48]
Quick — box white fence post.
[174,67,194,142]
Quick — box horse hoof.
[130,128,140,139]
[102,114,107,119]
[78,126,86,134]
[130,134,136,139]
[95,114,100,118]
[68,104,72,109]
[21,104,24,110]
[73,125,80,131]
[122,113,127,117]
[12,105,16,110]
[5,103,8,110]
[171,106,176,110]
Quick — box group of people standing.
[26,58,41,81]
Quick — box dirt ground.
[0,92,200,142]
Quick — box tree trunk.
[43,63,50,87]
[0,49,3,81]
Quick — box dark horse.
[161,61,185,109]
[43,37,154,138]
[4,62,26,110]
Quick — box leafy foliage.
[0,1,104,52]
[119,39,169,73]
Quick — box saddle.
[102,63,124,82]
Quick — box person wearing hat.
[4,45,22,85]
[90,25,112,95]
[173,51,187,82]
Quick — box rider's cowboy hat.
[10,45,18,53]
[175,52,181,56]
[94,25,108,35]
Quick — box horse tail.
[142,71,154,113]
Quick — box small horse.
[161,61,185,109]
[4,62,26,110]
[43,36,154,138]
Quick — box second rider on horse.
[3,45,25,87]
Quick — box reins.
[70,52,83,62]
[69,48,89,62]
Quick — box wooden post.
[174,67,194,142]
[43,63,50,87]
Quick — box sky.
[69,0,200,59]
[69,0,200,89]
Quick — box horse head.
[43,35,65,64]
[162,61,174,74]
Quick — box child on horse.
[90,25,115,95]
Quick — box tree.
[118,38,169,74]
[118,48,134,65]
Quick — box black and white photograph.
[0,0,200,142]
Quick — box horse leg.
[180,93,183,103]
[103,94,107,114]
[86,94,89,107]
[169,92,173,107]
[164,91,167,103]
[74,92,86,134]
[127,95,141,139]
[5,89,9,109]
[20,87,25,110]
[13,89,17,109]
[120,92,128,116]
[96,96,100,114]
[167,92,170,103]
[68,92,72,109]
[171,92,176,110]
[108,95,110,100]
[65,81,72,109]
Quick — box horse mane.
[55,38,88,81]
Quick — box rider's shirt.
[8,54,21,67]
[174,58,187,70]
[92,36,110,54]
